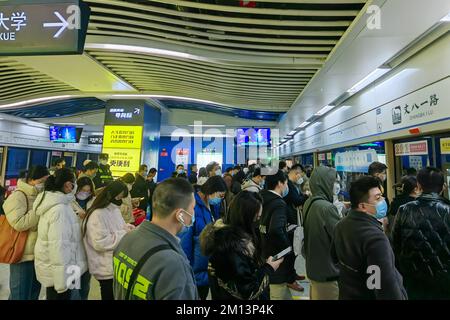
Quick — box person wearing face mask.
[113,178,198,300]
[302,166,341,300]
[82,180,135,300]
[241,168,266,193]
[33,168,88,300]
[118,173,137,224]
[392,167,450,300]
[206,161,222,178]
[2,165,49,300]
[330,176,407,300]
[200,191,284,300]
[259,170,293,300]
[176,164,185,175]
[78,160,99,182]
[332,177,349,218]
[69,176,95,300]
[93,153,114,189]
[180,175,227,300]
[385,175,419,237]
[130,164,150,212]
[283,164,309,292]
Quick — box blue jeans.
[70,272,91,300]
[9,261,41,300]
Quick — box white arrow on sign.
[134,108,140,115]
[43,11,69,38]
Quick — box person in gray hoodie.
[302,166,341,300]
[113,178,199,300]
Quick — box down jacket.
[34,191,87,293]
[3,179,40,262]
[392,193,450,299]
[83,203,128,280]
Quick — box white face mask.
[215,169,222,176]
[333,183,341,196]
[100,160,108,166]
[35,183,45,193]
[297,177,304,185]
[69,183,77,196]
[127,184,133,191]
[76,191,91,201]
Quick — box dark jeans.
[9,261,41,300]
[46,287,72,300]
[197,286,209,300]
[99,279,114,300]
[70,272,91,300]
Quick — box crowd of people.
[1,155,450,300]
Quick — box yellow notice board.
[441,138,450,155]
[103,126,143,149]
[102,148,141,175]
[102,125,143,176]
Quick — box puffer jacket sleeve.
[87,209,127,252]
[4,191,38,232]
[47,206,75,293]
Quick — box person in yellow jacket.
[3,165,50,300]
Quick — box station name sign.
[0,0,90,56]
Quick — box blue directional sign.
[0,0,90,55]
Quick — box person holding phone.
[200,191,283,300]
[259,170,293,300]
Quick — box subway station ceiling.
[0,0,368,121]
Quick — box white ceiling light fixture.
[0,95,73,109]
[86,43,195,60]
[347,68,391,94]
[288,130,297,136]
[188,124,226,127]
[296,121,311,129]
[314,105,336,116]
[53,122,86,126]
[441,12,450,22]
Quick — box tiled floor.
[1,255,309,300]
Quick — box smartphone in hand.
[272,246,292,261]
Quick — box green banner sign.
[0,0,90,55]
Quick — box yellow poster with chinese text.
[102,148,141,176]
[103,126,143,149]
[441,138,450,154]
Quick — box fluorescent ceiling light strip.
[315,105,336,116]
[441,12,450,22]
[53,122,86,126]
[85,43,195,60]
[170,134,233,138]
[288,130,297,136]
[188,124,226,127]
[347,68,391,94]
[297,121,311,129]
[0,95,73,109]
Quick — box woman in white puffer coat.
[33,168,87,300]
[82,180,135,300]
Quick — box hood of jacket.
[309,166,336,202]
[242,179,261,190]
[34,191,75,216]
[17,179,38,197]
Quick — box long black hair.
[76,176,95,201]
[83,180,128,235]
[35,168,75,211]
[224,190,264,263]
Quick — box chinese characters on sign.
[394,141,428,156]
[88,136,103,145]
[0,11,27,40]
[392,94,440,125]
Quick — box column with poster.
[102,100,161,176]
[176,148,189,168]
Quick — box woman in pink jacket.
[82,180,135,300]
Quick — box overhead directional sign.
[0,0,90,56]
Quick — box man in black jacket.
[392,167,450,299]
[131,164,150,211]
[331,176,407,300]
[93,153,114,189]
[260,170,293,300]
[188,164,198,184]
[284,164,308,292]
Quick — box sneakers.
[287,282,305,292]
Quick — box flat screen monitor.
[49,126,83,143]
[236,128,271,146]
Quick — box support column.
[102,100,161,177]
[385,139,395,203]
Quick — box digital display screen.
[49,126,82,143]
[236,128,271,146]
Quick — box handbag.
[0,190,29,264]
[293,207,304,256]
